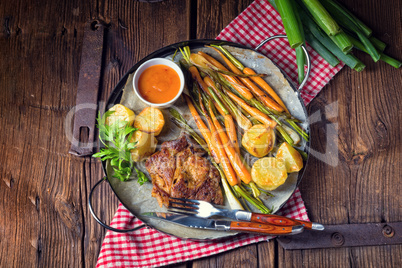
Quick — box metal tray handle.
[89,178,147,233]
[255,35,311,91]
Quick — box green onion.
[352,57,366,72]
[269,0,340,66]
[276,125,295,145]
[303,15,365,70]
[295,46,305,84]
[275,0,304,48]
[320,0,372,37]
[369,36,387,52]
[320,0,380,62]
[299,0,341,36]
[292,0,353,53]
[348,35,401,68]
[355,31,380,62]
[378,54,402,69]
[328,30,353,53]
[304,30,340,67]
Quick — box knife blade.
[142,212,304,235]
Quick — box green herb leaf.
[134,167,149,186]
[93,111,146,183]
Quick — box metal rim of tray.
[88,37,311,238]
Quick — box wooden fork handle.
[250,213,313,229]
[229,221,300,235]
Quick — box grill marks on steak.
[145,134,224,207]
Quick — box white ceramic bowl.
[133,58,185,108]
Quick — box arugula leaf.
[134,167,149,185]
[93,111,150,184]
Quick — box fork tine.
[169,197,201,204]
[168,206,198,213]
[167,208,197,215]
[169,201,199,209]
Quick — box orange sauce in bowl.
[138,64,181,104]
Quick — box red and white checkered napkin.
[217,0,344,104]
[96,189,307,268]
[97,0,344,267]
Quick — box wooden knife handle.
[229,221,295,235]
[250,213,313,229]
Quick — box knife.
[142,212,304,235]
[202,209,324,231]
[168,198,324,231]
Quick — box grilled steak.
[145,133,224,207]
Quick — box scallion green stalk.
[320,0,380,61]
[268,0,341,66]
[302,14,365,70]
[299,0,341,36]
[295,46,305,84]
[355,31,380,62]
[378,54,402,69]
[369,36,387,52]
[352,58,366,72]
[348,35,401,68]
[275,0,304,48]
[328,30,353,53]
[320,0,372,37]
[304,30,340,67]
[292,0,352,53]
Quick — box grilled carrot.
[208,46,243,75]
[223,75,254,100]
[224,114,240,155]
[198,51,228,71]
[204,76,253,131]
[243,67,289,113]
[239,77,284,112]
[188,66,208,90]
[208,104,252,184]
[226,91,277,128]
[198,96,238,186]
[204,85,240,155]
[219,156,239,186]
[198,51,254,100]
[188,65,226,116]
[184,94,220,163]
[209,46,285,113]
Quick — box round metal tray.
[89,38,311,240]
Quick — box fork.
[168,197,324,230]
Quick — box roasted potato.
[241,124,275,157]
[134,107,165,136]
[276,142,303,173]
[106,104,135,127]
[251,157,288,191]
[130,130,158,162]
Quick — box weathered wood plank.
[0,0,191,267]
[284,0,402,267]
[257,240,276,268]
[1,0,401,267]
[196,0,252,39]
[0,5,89,264]
[192,243,259,268]
[84,0,192,267]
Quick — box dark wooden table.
[1,0,401,267]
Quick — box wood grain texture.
[0,0,190,267]
[294,0,402,267]
[0,0,401,267]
